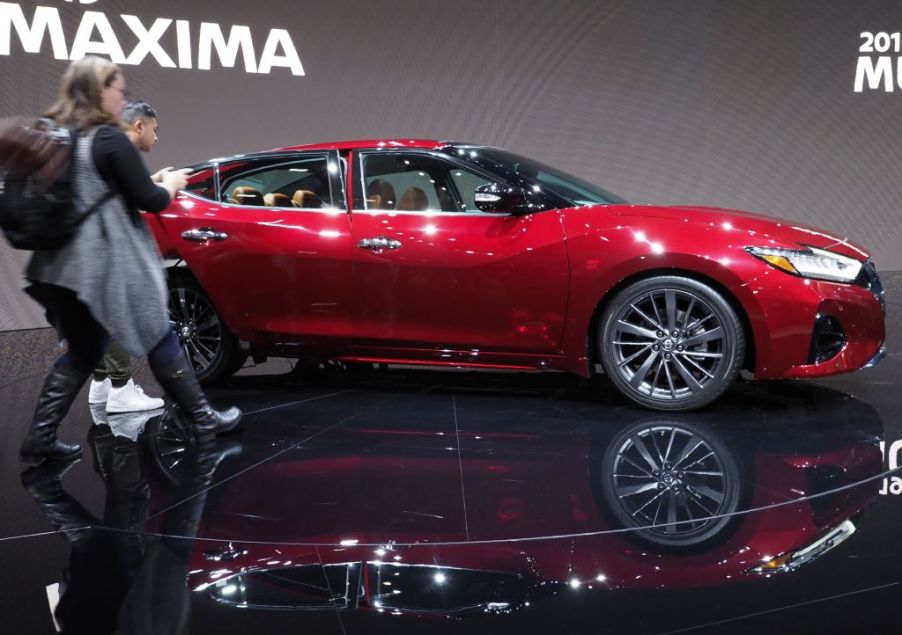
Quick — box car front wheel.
[599,276,744,411]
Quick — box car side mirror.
[474,183,532,214]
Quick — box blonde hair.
[44,56,123,129]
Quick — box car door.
[155,152,353,351]
[349,150,570,361]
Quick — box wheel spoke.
[629,303,664,331]
[615,320,658,341]
[628,434,661,472]
[681,326,724,347]
[664,289,677,332]
[630,435,661,470]
[649,293,664,327]
[618,344,654,368]
[617,481,660,498]
[680,353,715,379]
[679,451,716,472]
[684,313,715,333]
[681,297,697,330]
[670,435,703,469]
[192,338,216,360]
[620,454,655,478]
[671,355,704,393]
[629,350,660,388]
[663,360,676,399]
[631,488,669,518]
[650,358,664,394]
[662,427,677,465]
[665,494,678,533]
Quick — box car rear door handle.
[181,228,228,242]
[358,236,402,253]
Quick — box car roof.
[276,139,453,152]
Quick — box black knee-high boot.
[151,353,241,439]
[20,365,87,463]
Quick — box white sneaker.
[88,378,111,404]
[106,379,165,413]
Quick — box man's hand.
[150,167,170,183]
[158,168,194,200]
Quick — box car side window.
[184,167,216,200]
[360,153,501,213]
[219,155,332,209]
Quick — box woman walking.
[20,56,240,463]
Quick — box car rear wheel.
[599,276,744,411]
[168,273,240,385]
[599,420,742,548]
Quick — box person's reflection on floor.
[20,413,240,634]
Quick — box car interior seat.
[397,186,429,211]
[263,192,291,207]
[229,186,265,206]
[366,179,397,210]
[291,189,323,208]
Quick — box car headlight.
[745,246,862,283]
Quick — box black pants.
[29,283,181,375]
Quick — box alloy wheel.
[609,288,729,403]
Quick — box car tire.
[599,276,744,411]
[598,419,743,548]
[167,273,240,385]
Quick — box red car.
[145,140,886,410]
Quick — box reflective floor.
[1,275,900,634]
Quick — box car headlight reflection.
[745,246,862,283]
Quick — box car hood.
[605,204,870,261]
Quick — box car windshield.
[447,146,629,206]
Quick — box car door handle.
[358,236,402,253]
[181,228,228,242]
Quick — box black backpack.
[0,119,112,250]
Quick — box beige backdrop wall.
[2,0,900,330]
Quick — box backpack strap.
[68,126,115,227]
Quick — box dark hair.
[121,101,158,126]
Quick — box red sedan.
[145,139,886,410]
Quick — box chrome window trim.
[351,209,509,218]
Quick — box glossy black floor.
[1,279,900,634]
